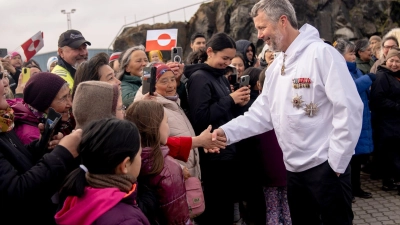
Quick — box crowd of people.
[1,0,400,224]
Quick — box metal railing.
[107,0,211,54]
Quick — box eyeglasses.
[57,94,72,104]
[383,45,398,50]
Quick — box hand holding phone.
[21,67,31,83]
[141,66,156,95]
[0,48,7,58]
[230,86,250,105]
[171,47,183,64]
[37,107,62,150]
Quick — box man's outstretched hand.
[205,128,227,153]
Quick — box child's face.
[151,52,160,62]
[159,112,169,145]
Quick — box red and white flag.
[146,29,177,51]
[13,31,44,62]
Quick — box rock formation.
[113,0,400,60]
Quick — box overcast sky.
[1,0,203,54]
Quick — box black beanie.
[23,72,67,112]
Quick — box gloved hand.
[367,73,376,82]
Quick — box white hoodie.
[221,24,363,173]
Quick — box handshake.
[195,126,227,154]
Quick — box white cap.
[47,56,58,72]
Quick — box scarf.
[164,94,179,102]
[25,103,47,124]
[0,107,15,133]
[86,173,137,193]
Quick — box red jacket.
[166,136,192,162]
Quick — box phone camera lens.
[173,49,177,53]
[174,55,181,63]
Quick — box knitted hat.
[154,63,172,81]
[109,52,121,63]
[23,72,67,112]
[385,48,400,62]
[9,51,21,58]
[73,81,119,129]
[47,56,58,71]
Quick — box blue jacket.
[347,61,374,155]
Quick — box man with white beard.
[52,30,91,89]
[212,0,363,224]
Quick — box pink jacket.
[7,98,40,144]
[55,184,150,225]
[140,145,190,225]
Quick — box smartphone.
[171,47,183,63]
[239,75,250,88]
[142,66,156,95]
[21,67,31,83]
[150,66,157,95]
[228,74,237,85]
[0,48,7,58]
[37,107,62,150]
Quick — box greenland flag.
[13,31,44,62]
[146,29,177,51]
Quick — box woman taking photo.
[184,32,250,224]
[0,73,81,224]
[134,63,201,179]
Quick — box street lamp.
[61,9,76,30]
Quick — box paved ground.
[352,172,400,225]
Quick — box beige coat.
[370,57,385,73]
[134,86,201,179]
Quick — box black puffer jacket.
[370,65,400,141]
[0,130,76,225]
[184,63,241,161]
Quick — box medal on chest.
[291,76,319,117]
[304,102,318,117]
[291,94,304,109]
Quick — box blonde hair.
[148,50,163,63]
[384,28,400,45]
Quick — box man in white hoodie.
[212,0,363,224]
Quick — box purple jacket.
[140,146,190,225]
[55,183,150,225]
[7,98,40,145]
[254,130,287,187]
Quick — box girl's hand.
[183,167,190,180]
[197,125,226,153]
